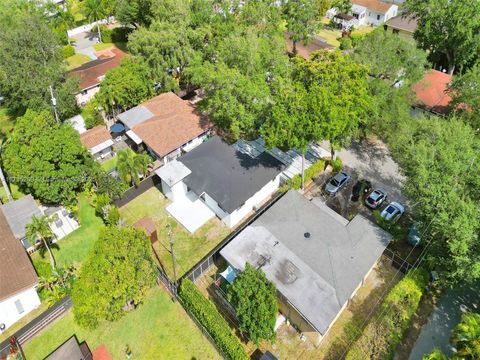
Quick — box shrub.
[106,206,120,226]
[329,157,343,172]
[178,279,249,360]
[98,24,112,43]
[81,102,103,129]
[346,269,429,360]
[62,45,75,58]
[340,37,352,50]
[95,193,111,218]
[288,159,325,190]
[350,32,364,47]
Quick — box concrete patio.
[166,192,215,233]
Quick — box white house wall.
[161,180,188,202]
[223,175,281,228]
[75,85,100,106]
[0,287,40,332]
[203,193,230,220]
[365,6,397,26]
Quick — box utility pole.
[49,85,60,123]
[166,222,178,301]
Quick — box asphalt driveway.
[407,286,479,359]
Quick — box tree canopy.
[72,226,157,329]
[228,263,277,345]
[404,0,480,74]
[2,110,90,204]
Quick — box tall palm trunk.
[66,30,70,45]
[96,22,102,43]
[0,164,12,202]
[42,236,57,273]
[301,152,305,190]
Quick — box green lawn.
[32,194,104,277]
[66,53,91,70]
[317,27,342,47]
[100,156,117,173]
[93,42,128,53]
[119,188,231,278]
[23,288,221,360]
[0,106,15,141]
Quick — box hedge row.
[98,25,132,44]
[288,159,325,190]
[178,279,249,360]
[346,269,429,360]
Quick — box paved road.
[408,286,479,359]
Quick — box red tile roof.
[131,92,212,158]
[0,209,38,301]
[92,345,113,360]
[69,48,126,90]
[413,70,453,114]
[80,126,112,150]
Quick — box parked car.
[351,179,372,202]
[365,189,387,209]
[325,171,351,196]
[380,202,405,223]
[407,222,421,247]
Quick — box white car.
[380,202,405,223]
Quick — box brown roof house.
[79,125,114,160]
[385,14,418,41]
[413,69,453,116]
[69,47,126,106]
[117,92,213,163]
[0,206,40,333]
[327,0,398,29]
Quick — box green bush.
[111,27,132,43]
[98,24,112,43]
[288,159,325,190]
[350,32,364,47]
[340,37,352,50]
[328,157,343,172]
[346,269,429,360]
[62,45,75,58]
[178,279,249,360]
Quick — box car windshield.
[330,179,340,186]
[386,206,396,214]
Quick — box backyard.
[119,187,231,279]
[66,53,91,70]
[32,194,104,277]
[22,288,221,360]
[317,18,375,48]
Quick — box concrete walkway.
[408,286,479,359]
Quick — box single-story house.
[1,194,43,251]
[69,48,126,106]
[80,125,114,160]
[117,92,213,164]
[328,0,398,28]
[0,206,40,332]
[413,69,453,116]
[155,136,285,232]
[384,14,417,41]
[220,190,392,345]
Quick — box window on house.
[393,29,399,34]
[377,14,381,20]
[81,90,88,95]
[14,299,24,314]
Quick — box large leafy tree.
[2,110,90,204]
[451,313,480,359]
[293,50,374,158]
[448,63,480,131]
[0,10,78,118]
[83,0,107,42]
[72,226,157,329]
[281,0,329,54]
[404,0,480,74]
[96,59,154,115]
[228,263,277,345]
[114,0,153,28]
[26,215,57,273]
[116,149,151,186]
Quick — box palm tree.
[26,215,57,273]
[117,149,151,186]
[56,4,75,45]
[451,312,480,359]
[83,0,106,43]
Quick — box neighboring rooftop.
[117,92,212,158]
[80,125,112,151]
[385,14,418,33]
[1,194,42,240]
[220,190,391,335]
[413,69,453,115]
[69,48,126,90]
[179,136,284,214]
[352,0,395,13]
[44,336,91,360]
[0,207,38,301]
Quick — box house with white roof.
[220,190,392,345]
[328,0,398,29]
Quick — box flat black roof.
[179,136,284,213]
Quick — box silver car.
[325,171,351,196]
[365,189,387,209]
[380,202,405,223]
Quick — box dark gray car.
[325,171,351,196]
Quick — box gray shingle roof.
[179,136,284,213]
[220,190,392,334]
[1,195,42,240]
